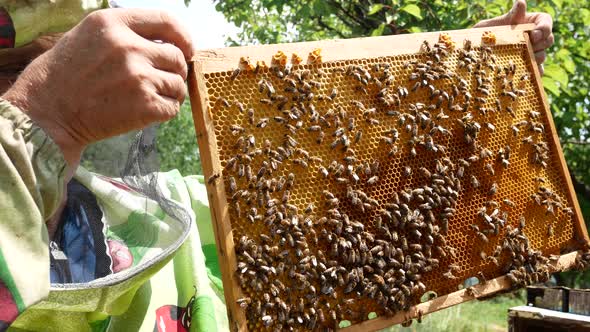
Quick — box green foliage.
[157,98,202,176]
[540,3,590,219]
[215,0,509,43]
[81,131,138,177]
[387,292,525,331]
[214,0,590,221]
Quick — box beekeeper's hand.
[474,0,553,74]
[2,8,193,165]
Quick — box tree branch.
[328,10,361,33]
[562,140,590,145]
[421,0,442,27]
[326,0,372,30]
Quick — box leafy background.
[81,0,589,329]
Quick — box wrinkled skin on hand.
[2,8,194,166]
[474,0,553,75]
[2,9,193,237]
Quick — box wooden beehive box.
[188,24,589,331]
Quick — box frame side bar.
[188,61,247,331]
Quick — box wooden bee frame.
[188,24,589,331]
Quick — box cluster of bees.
[502,221,553,287]
[574,250,590,270]
[205,32,576,331]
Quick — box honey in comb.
[202,35,579,330]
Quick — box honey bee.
[316,131,325,144]
[504,91,517,100]
[334,177,348,184]
[477,271,487,284]
[418,167,432,179]
[456,166,465,178]
[367,175,379,185]
[471,175,480,188]
[333,127,345,137]
[443,270,456,280]
[256,118,269,128]
[208,173,220,184]
[488,182,498,196]
[234,201,241,217]
[230,68,241,80]
[229,176,237,193]
[286,173,295,189]
[404,166,412,177]
[519,216,526,229]
[547,224,554,237]
[485,163,495,175]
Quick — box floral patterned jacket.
[0,2,228,329]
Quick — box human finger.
[533,34,554,52]
[473,0,526,28]
[154,94,182,122]
[150,69,187,102]
[508,0,527,25]
[143,40,188,80]
[534,50,546,65]
[115,9,194,60]
[530,13,553,43]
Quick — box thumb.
[506,0,527,25]
[474,0,527,28]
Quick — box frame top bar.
[192,24,535,73]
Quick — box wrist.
[2,57,83,166]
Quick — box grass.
[380,292,525,332]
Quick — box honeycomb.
[197,35,584,331]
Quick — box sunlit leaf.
[562,59,576,74]
[401,4,422,19]
[312,0,329,15]
[551,103,563,117]
[551,0,563,10]
[539,4,556,17]
[542,76,560,96]
[368,4,385,15]
[385,12,394,23]
[555,49,570,61]
[544,63,569,87]
[371,23,386,36]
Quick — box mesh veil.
[121,125,192,225]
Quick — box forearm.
[0,98,68,320]
[2,55,84,166]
